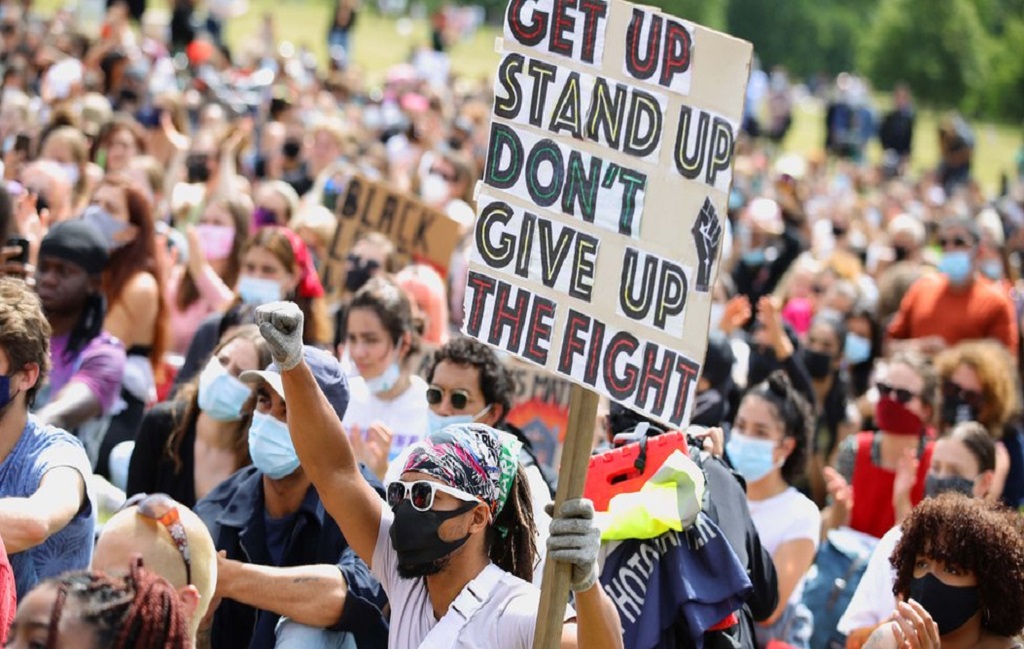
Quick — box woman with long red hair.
[85,175,168,478]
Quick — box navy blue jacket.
[195,465,388,649]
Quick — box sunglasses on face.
[943,380,983,408]
[939,236,971,249]
[386,480,481,512]
[426,386,472,410]
[122,493,192,584]
[877,382,919,405]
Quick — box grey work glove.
[255,301,305,371]
[546,498,601,592]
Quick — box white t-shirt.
[342,375,430,463]
[371,509,574,649]
[837,526,901,635]
[748,487,822,603]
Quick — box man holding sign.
[252,301,625,649]
[465,0,753,646]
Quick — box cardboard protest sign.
[504,359,573,467]
[321,175,462,297]
[463,0,752,430]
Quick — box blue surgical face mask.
[81,204,129,251]
[427,405,491,435]
[197,357,252,422]
[364,359,401,395]
[0,374,13,414]
[742,249,766,266]
[237,275,284,306]
[726,431,781,483]
[979,259,1003,281]
[938,250,974,285]
[844,332,872,365]
[248,411,300,479]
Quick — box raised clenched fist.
[256,301,305,370]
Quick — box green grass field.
[37,0,1024,193]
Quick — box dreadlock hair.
[45,559,189,649]
[65,292,107,364]
[486,465,538,583]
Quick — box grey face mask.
[81,205,130,251]
[924,474,975,499]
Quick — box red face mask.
[875,396,924,436]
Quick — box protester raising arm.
[256,302,383,564]
[257,302,624,649]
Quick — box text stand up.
[532,384,600,649]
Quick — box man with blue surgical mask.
[887,216,1018,357]
[194,346,388,649]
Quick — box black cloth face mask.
[908,572,980,636]
[390,499,476,578]
[803,349,834,380]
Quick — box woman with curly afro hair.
[863,493,1024,649]
[5,558,189,649]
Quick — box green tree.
[861,0,986,108]
[724,0,876,77]
[970,17,1024,120]
[648,0,727,29]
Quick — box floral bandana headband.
[403,423,523,518]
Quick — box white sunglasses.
[386,480,482,511]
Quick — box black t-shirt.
[126,401,198,507]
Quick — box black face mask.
[186,154,211,184]
[344,258,380,293]
[924,474,975,499]
[909,572,980,636]
[804,349,834,380]
[941,395,979,427]
[893,245,910,262]
[282,138,302,160]
[390,500,476,579]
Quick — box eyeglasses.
[876,382,919,405]
[943,380,983,408]
[123,493,192,585]
[938,236,971,250]
[386,480,481,511]
[426,386,472,410]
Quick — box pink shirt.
[165,264,235,355]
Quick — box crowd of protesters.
[0,1,1023,648]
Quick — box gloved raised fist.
[546,498,601,592]
[255,301,304,371]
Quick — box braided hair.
[45,559,189,649]
[487,465,538,583]
[744,370,814,484]
[65,293,107,364]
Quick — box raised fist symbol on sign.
[690,197,722,293]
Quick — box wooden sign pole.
[532,384,601,649]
